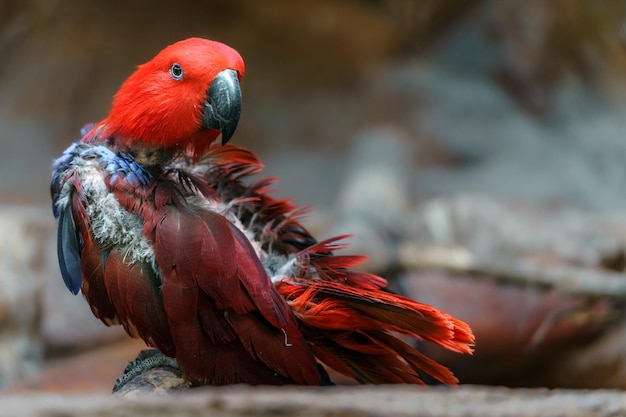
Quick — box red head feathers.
[85,38,245,159]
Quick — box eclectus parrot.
[51,38,474,387]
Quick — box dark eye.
[169,63,183,80]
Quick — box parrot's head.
[102,38,245,158]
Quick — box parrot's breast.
[52,143,157,269]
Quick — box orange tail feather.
[275,237,474,385]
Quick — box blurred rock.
[391,196,626,388]
[328,126,412,270]
[401,270,617,387]
[405,196,626,269]
[38,219,125,355]
[114,363,190,398]
[0,205,124,389]
[0,206,49,387]
[42,274,126,356]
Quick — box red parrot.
[51,38,474,387]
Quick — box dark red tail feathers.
[276,237,474,384]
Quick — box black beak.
[203,69,242,145]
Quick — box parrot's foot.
[112,349,180,393]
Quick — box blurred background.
[3,0,626,393]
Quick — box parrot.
[50,38,474,387]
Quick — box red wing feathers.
[69,190,120,325]
[152,185,321,385]
[177,147,474,385]
[67,181,175,355]
[103,248,175,355]
[226,310,320,385]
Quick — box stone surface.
[114,366,190,398]
[1,386,626,417]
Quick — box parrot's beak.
[203,69,242,145]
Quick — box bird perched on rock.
[51,38,473,387]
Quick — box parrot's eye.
[169,63,183,80]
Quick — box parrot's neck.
[82,122,181,167]
[83,121,219,167]
[127,147,176,168]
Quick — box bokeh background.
[3,0,626,393]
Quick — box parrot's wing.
[52,150,176,355]
[152,194,322,385]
